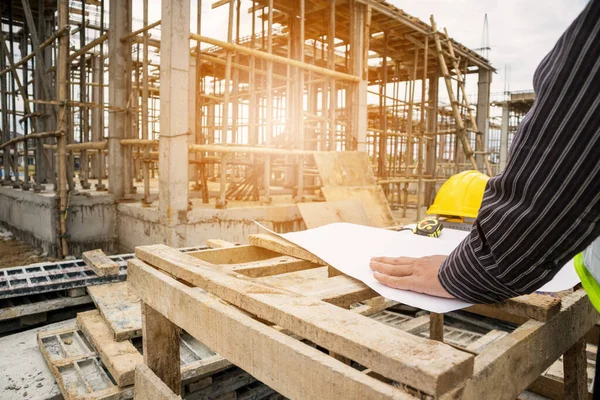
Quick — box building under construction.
[0,0,498,258]
[0,2,596,400]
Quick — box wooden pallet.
[126,241,598,400]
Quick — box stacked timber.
[37,278,279,400]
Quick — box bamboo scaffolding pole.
[188,144,314,156]
[0,25,70,78]
[191,34,360,82]
[0,131,64,150]
[67,32,108,63]
[120,19,161,42]
[57,0,69,257]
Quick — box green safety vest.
[574,238,600,312]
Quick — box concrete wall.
[117,203,304,253]
[0,187,117,257]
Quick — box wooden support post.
[142,303,181,395]
[563,337,587,400]
[430,313,444,342]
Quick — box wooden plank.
[127,258,415,400]
[136,245,474,395]
[248,234,328,265]
[143,303,181,395]
[259,269,377,308]
[82,249,121,277]
[396,315,431,334]
[442,290,598,400]
[135,364,182,400]
[563,337,587,400]
[468,293,561,322]
[0,294,92,321]
[320,186,395,228]
[297,199,374,229]
[313,152,376,186]
[88,282,143,341]
[77,310,143,388]
[465,330,508,353]
[206,239,237,249]
[187,245,280,264]
[229,256,318,278]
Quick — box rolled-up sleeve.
[438,0,600,304]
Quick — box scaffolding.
[0,0,495,257]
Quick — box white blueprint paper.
[255,222,580,313]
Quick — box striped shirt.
[438,0,600,304]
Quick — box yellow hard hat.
[427,170,490,219]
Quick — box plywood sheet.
[297,199,374,229]
[320,186,395,228]
[313,152,376,186]
[87,282,142,341]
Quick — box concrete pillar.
[424,76,439,206]
[347,0,368,152]
[476,69,492,170]
[107,0,129,199]
[159,0,190,246]
[90,55,102,179]
[499,103,510,171]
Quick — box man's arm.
[438,0,600,304]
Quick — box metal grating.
[0,247,207,300]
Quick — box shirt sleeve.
[438,0,600,304]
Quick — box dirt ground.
[0,229,56,269]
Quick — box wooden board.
[37,326,133,400]
[128,258,415,400]
[297,199,374,229]
[0,292,92,321]
[320,186,395,228]
[77,310,143,388]
[135,364,182,400]
[313,152,376,187]
[135,245,474,395]
[83,249,121,277]
[248,234,328,265]
[88,282,143,341]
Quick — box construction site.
[0,0,596,399]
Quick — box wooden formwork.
[127,238,598,400]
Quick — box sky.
[391,0,589,97]
[140,0,589,99]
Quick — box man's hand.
[369,255,455,299]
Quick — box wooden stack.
[37,273,280,399]
[124,237,597,400]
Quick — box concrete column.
[347,1,368,152]
[476,69,491,170]
[424,76,439,206]
[499,103,510,171]
[159,0,190,245]
[107,0,128,199]
[91,55,102,179]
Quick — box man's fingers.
[370,256,417,265]
[373,272,415,291]
[369,261,413,277]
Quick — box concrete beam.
[159,0,190,245]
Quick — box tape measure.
[396,217,443,238]
[414,217,443,238]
